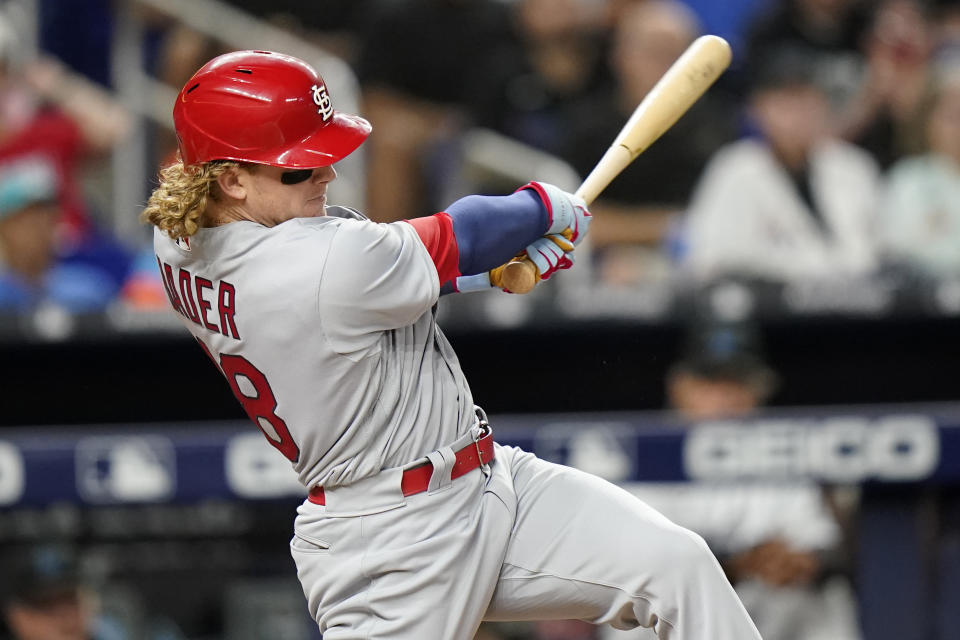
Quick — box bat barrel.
[577,35,731,207]
[614,34,731,158]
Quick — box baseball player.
[142,50,761,640]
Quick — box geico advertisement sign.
[0,441,24,505]
[684,415,939,482]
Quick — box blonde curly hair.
[141,160,243,239]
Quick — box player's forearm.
[446,190,547,275]
[405,190,548,285]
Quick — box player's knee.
[609,526,725,627]
[655,526,722,586]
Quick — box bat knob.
[502,258,538,294]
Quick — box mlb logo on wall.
[0,441,24,506]
[75,436,176,503]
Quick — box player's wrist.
[455,272,497,293]
[517,181,591,243]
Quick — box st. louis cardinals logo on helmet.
[311,83,334,121]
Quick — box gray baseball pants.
[291,436,762,639]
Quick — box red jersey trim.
[516,181,553,226]
[404,212,461,285]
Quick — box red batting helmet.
[173,50,371,168]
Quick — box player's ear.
[215,166,247,201]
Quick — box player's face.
[239,164,337,226]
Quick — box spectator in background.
[37,0,114,88]
[222,0,376,64]
[933,0,960,53]
[876,62,960,278]
[0,157,119,312]
[0,545,123,640]
[623,320,861,640]
[356,0,514,222]
[665,321,778,420]
[834,0,934,169]
[472,0,607,156]
[679,46,880,284]
[0,9,131,243]
[561,0,738,286]
[743,0,870,110]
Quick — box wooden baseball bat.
[500,34,732,294]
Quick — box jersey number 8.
[198,339,301,463]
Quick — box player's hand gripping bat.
[500,35,732,294]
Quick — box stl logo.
[310,83,333,121]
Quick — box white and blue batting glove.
[525,234,575,280]
[519,181,592,245]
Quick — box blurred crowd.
[0,0,958,320]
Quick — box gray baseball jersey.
[153,206,475,489]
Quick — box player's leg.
[483,446,762,639]
[291,460,514,640]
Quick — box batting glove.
[518,181,592,245]
[525,233,575,280]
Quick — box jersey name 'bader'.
[157,260,239,340]
[141,49,763,640]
